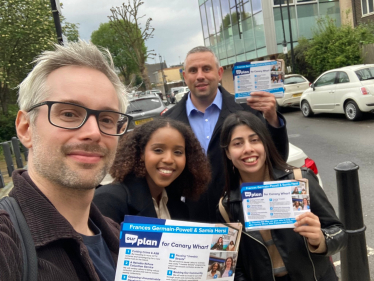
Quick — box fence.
[0,137,28,188]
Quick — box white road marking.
[334,246,374,266]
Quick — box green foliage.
[0,104,18,142]
[91,21,140,85]
[278,37,317,81]
[0,0,79,115]
[279,18,374,82]
[108,0,156,89]
[305,18,374,76]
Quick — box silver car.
[126,93,168,131]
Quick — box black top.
[93,174,189,224]
[81,219,116,281]
[163,86,289,223]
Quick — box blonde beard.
[31,126,116,190]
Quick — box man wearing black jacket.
[163,46,289,223]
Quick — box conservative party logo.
[244,190,263,199]
[120,231,161,248]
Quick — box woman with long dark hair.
[218,111,347,281]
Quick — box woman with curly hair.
[207,262,221,279]
[93,118,211,224]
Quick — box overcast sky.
[60,0,204,67]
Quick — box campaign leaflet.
[233,60,284,103]
[115,216,242,281]
[241,179,310,231]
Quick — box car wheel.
[344,100,363,121]
[301,101,314,117]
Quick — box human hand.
[294,212,324,247]
[246,91,279,127]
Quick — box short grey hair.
[18,40,128,123]
[183,46,220,69]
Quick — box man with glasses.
[0,41,131,280]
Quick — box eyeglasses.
[27,101,132,136]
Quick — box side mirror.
[311,83,315,91]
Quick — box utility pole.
[279,1,288,62]
[49,0,63,45]
[159,55,167,97]
[286,0,295,73]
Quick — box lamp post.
[279,1,288,72]
[286,0,295,73]
[159,55,167,97]
[49,0,63,45]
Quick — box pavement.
[0,181,14,198]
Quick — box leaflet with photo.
[241,179,310,231]
[233,60,284,103]
[115,215,242,281]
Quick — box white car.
[175,86,189,103]
[277,74,310,109]
[287,143,322,186]
[300,64,374,121]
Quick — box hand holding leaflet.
[294,212,324,248]
[241,179,311,231]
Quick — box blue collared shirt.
[186,89,222,154]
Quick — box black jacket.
[163,86,289,222]
[218,168,347,281]
[93,174,189,224]
[0,170,120,281]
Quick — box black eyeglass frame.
[27,101,133,136]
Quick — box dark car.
[126,92,168,131]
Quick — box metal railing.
[0,137,28,188]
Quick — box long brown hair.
[220,111,290,200]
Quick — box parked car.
[277,74,310,110]
[175,86,190,103]
[145,89,163,101]
[300,64,374,121]
[166,87,181,104]
[126,92,168,131]
[287,143,323,186]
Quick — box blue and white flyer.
[241,179,310,231]
[233,60,284,103]
[115,216,242,281]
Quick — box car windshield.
[355,67,374,81]
[127,98,162,113]
[284,76,306,85]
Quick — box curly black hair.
[110,118,211,200]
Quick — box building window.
[200,4,209,39]
[362,0,374,15]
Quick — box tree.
[0,0,79,115]
[108,0,156,90]
[305,18,374,76]
[278,37,316,81]
[91,21,140,85]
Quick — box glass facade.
[199,0,341,67]
[199,0,266,66]
[273,0,341,52]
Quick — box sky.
[60,0,204,67]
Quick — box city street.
[282,107,374,278]
[166,102,374,277]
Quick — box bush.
[0,104,18,142]
[306,17,374,76]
